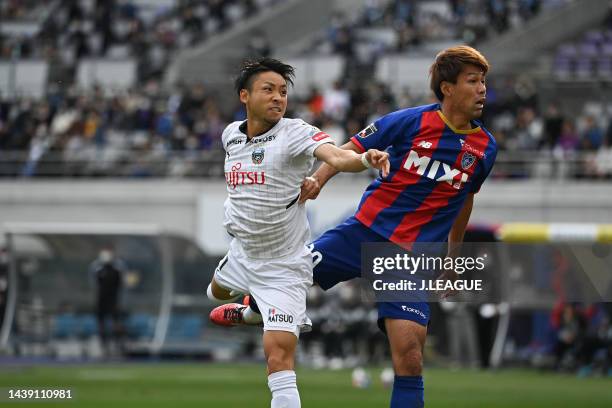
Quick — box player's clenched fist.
[299,176,320,204]
[365,149,390,177]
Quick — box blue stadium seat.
[78,314,98,338]
[52,314,78,338]
[166,314,202,340]
[125,313,155,339]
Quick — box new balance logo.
[418,141,433,149]
[403,150,469,189]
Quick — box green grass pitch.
[0,363,611,407]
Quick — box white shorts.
[213,238,313,337]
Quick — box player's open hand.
[299,176,321,204]
[366,149,390,177]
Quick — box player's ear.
[440,81,453,98]
[239,88,249,104]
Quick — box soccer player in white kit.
[206,58,390,408]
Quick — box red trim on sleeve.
[312,132,330,142]
[350,136,366,153]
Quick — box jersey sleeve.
[470,139,497,193]
[220,124,234,151]
[350,112,406,152]
[287,120,335,157]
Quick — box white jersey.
[222,117,334,259]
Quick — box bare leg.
[264,330,301,408]
[385,319,427,408]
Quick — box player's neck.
[244,116,277,139]
[440,105,472,131]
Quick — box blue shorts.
[311,216,430,330]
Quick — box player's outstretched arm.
[300,140,367,203]
[313,143,389,175]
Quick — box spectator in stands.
[197,102,225,150]
[556,120,580,153]
[580,116,604,151]
[395,22,421,52]
[306,86,324,120]
[542,104,563,148]
[328,12,355,57]
[517,107,543,149]
[209,0,230,31]
[518,0,541,21]
[605,0,612,29]
[322,81,351,122]
[587,135,612,178]
[486,0,509,33]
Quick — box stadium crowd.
[1,75,612,178]
[1,0,571,86]
[323,0,567,55]
[2,0,608,178]
[0,0,283,83]
[2,0,565,58]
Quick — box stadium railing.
[0,150,610,179]
[0,150,226,178]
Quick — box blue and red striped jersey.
[350,103,497,244]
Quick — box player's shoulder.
[378,103,440,127]
[282,117,317,130]
[221,121,245,144]
[224,120,244,134]
[280,117,321,137]
[475,122,498,152]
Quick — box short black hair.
[234,57,295,95]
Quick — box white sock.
[206,283,239,305]
[268,370,300,408]
[243,306,263,324]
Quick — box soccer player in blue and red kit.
[300,45,497,407]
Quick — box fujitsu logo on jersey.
[225,162,266,189]
[403,150,470,189]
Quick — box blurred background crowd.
[1,0,612,177]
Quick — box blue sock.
[390,375,424,408]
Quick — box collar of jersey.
[436,110,481,135]
[241,118,283,141]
